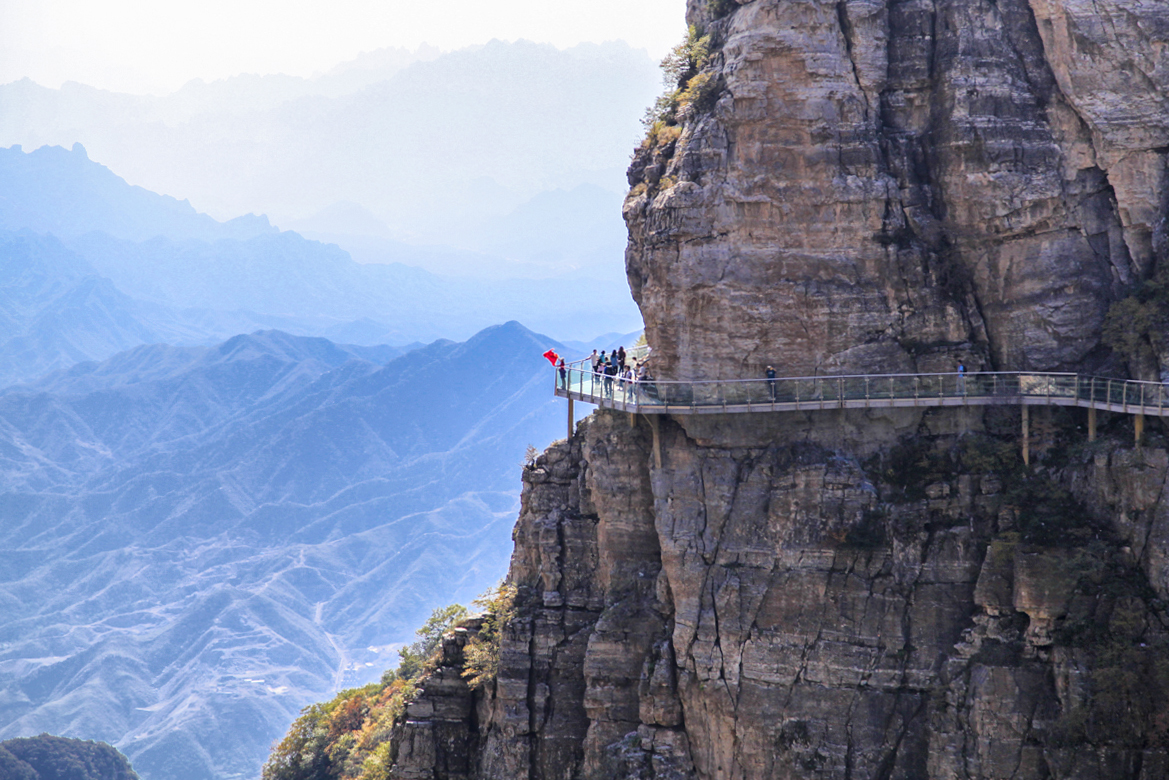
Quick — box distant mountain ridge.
[0,230,210,387]
[0,321,568,780]
[0,144,274,243]
[0,45,639,780]
[0,40,658,277]
[23,330,409,396]
[0,143,642,384]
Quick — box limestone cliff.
[280,2,1169,779]
[387,409,1169,780]
[626,0,1169,380]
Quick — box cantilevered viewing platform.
[555,357,1169,460]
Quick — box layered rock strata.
[385,408,1169,780]
[625,0,1169,380]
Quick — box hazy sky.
[1,0,688,94]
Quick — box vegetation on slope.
[459,583,517,690]
[1102,268,1169,374]
[0,734,139,780]
[262,585,515,780]
[642,25,717,133]
[630,24,724,199]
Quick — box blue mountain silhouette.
[0,321,568,780]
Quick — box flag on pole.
[543,349,560,365]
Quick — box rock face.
[369,2,1169,779]
[625,0,1169,381]
[387,410,1169,780]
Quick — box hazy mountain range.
[0,37,643,780]
[0,322,569,780]
[0,143,642,386]
[0,40,659,280]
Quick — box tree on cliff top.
[642,25,716,134]
[263,602,469,780]
[0,734,139,780]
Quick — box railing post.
[838,377,844,409]
[648,414,662,469]
[1022,404,1030,467]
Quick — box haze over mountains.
[0,35,646,780]
[0,40,659,279]
[0,142,641,385]
[0,322,569,780]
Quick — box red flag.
[543,349,559,365]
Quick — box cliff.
[387,411,1169,780]
[267,1,1169,779]
[626,0,1169,381]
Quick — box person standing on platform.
[957,362,967,394]
[767,365,777,401]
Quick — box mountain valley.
[0,323,570,780]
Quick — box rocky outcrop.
[384,409,1169,780]
[366,2,1169,779]
[625,0,1169,381]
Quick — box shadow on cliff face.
[861,408,1169,775]
[598,408,1169,778]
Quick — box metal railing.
[553,359,1169,417]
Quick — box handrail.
[563,356,1082,386]
[553,363,1169,417]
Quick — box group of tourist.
[553,347,651,400]
[587,347,649,398]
